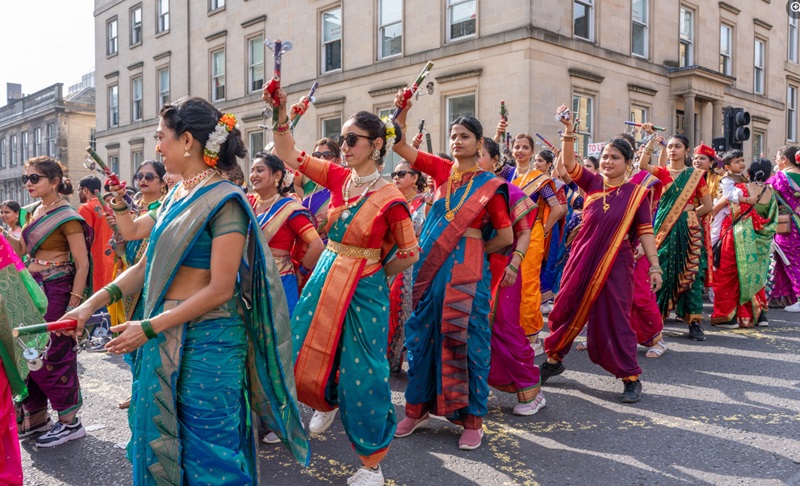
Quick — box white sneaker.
[530,339,544,357]
[513,392,546,416]
[785,302,800,313]
[347,465,384,486]
[540,303,553,315]
[262,431,280,444]
[309,409,338,434]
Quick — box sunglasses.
[21,174,44,184]
[134,172,158,182]
[391,170,412,179]
[337,132,375,147]
[312,151,337,160]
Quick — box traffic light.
[724,107,751,151]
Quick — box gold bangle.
[561,134,577,141]
[69,292,83,301]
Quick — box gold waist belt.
[327,240,381,262]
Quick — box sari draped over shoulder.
[405,168,508,421]
[766,170,800,306]
[131,180,309,485]
[653,167,708,322]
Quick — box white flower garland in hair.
[203,113,239,167]
[380,116,397,154]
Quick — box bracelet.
[648,268,663,275]
[141,319,158,340]
[275,122,291,134]
[513,250,526,261]
[508,263,519,273]
[69,292,84,301]
[112,204,129,213]
[103,283,123,304]
[298,263,313,277]
[560,134,577,141]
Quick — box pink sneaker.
[394,413,430,438]
[458,428,484,450]
[512,392,546,416]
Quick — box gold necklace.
[255,193,280,214]
[42,196,64,209]
[341,175,381,220]
[445,165,481,221]
[602,179,624,213]
[183,168,218,190]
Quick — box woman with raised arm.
[64,96,309,483]
[392,93,513,451]
[269,88,419,486]
[640,134,713,341]
[478,138,545,416]
[767,146,800,312]
[1,157,91,447]
[539,106,662,404]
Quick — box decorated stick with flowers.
[389,61,434,121]
[289,82,319,130]
[625,121,666,132]
[203,114,239,168]
[13,312,110,337]
[535,133,557,151]
[264,39,293,128]
[85,147,138,211]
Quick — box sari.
[487,184,540,402]
[628,171,664,347]
[0,233,48,486]
[294,184,332,290]
[653,167,709,322]
[539,180,569,302]
[130,180,309,485]
[292,155,417,468]
[711,186,777,326]
[388,194,427,374]
[544,165,652,379]
[254,197,315,316]
[20,205,92,429]
[766,170,800,306]
[404,152,509,429]
[513,170,556,338]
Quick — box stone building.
[0,83,96,207]
[93,0,795,180]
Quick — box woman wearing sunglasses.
[387,161,427,375]
[391,93,513,451]
[268,87,419,485]
[1,156,92,447]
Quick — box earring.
[184,148,191,158]
[274,179,280,187]
[372,149,380,161]
[477,148,483,158]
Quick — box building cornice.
[435,69,483,83]
[104,71,119,80]
[128,62,144,71]
[153,51,170,61]
[205,30,227,42]
[754,19,773,31]
[568,68,604,84]
[752,115,770,125]
[368,85,405,97]
[314,97,346,108]
[241,15,267,29]
[718,2,740,15]
[628,84,658,96]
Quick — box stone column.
[684,93,696,148]
[712,100,724,139]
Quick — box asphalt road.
[19,305,800,485]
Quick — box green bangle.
[103,283,123,304]
[513,250,526,261]
[141,319,157,340]
[112,205,129,213]
[508,263,519,273]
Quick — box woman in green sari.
[65,96,308,485]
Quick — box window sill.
[130,41,142,50]
[208,6,226,17]
[156,30,170,39]
[106,52,119,60]
[446,34,476,44]
[378,53,402,62]
[321,69,343,76]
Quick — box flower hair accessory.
[203,113,239,167]
[380,116,397,154]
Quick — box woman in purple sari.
[767,148,800,312]
[539,107,662,403]
[2,156,91,447]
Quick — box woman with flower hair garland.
[269,87,419,485]
[64,96,309,484]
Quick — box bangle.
[103,283,123,304]
[141,319,157,340]
[298,263,313,277]
[508,263,519,273]
[112,204,129,213]
[560,134,577,141]
[513,250,526,261]
[69,292,83,301]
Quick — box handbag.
[777,208,791,235]
[712,186,766,268]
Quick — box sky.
[0,0,95,105]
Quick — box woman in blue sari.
[65,97,308,485]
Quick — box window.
[572,94,594,157]
[249,131,265,156]
[248,36,265,93]
[631,0,647,57]
[574,0,593,41]
[322,8,342,73]
[107,17,118,55]
[157,0,169,33]
[448,0,476,42]
[109,85,119,127]
[321,116,342,140]
[21,132,28,163]
[109,155,120,175]
[720,24,732,76]
[754,39,765,95]
[752,132,764,159]
[679,7,693,67]
[446,93,476,126]
[211,49,226,101]
[34,128,42,156]
[132,150,144,169]
[210,0,225,10]
[46,123,56,156]
[0,139,5,168]
[789,86,798,142]
[379,0,402,58]
[9,135,17,167]
[89,129,96,151]
[378,108,401,175]
[791,17,799,63]
[132,77,143,122]
[158,67,170,107]
[130,6,142,45]
[629,106,648,143]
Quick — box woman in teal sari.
[65,97,308,485]
[392,95,513,451]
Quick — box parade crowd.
[0,80,798,486]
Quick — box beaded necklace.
[444,165,481,221]
[183,168,218,190]
[341,174,381,220]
